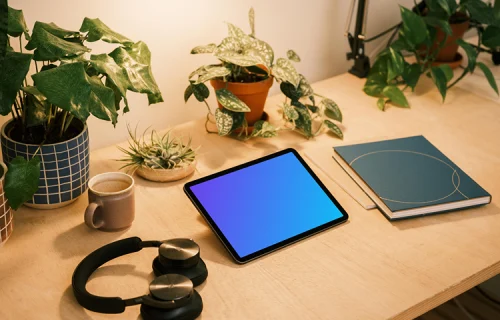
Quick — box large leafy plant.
[364,0,500,110]
[185,8,343,140]
[1,6,162,209]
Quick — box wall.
[7,0,413,149]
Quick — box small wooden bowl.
[136,160,197,182]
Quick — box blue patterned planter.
[1,120,90,209]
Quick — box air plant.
[118,125,196,173]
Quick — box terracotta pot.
[210,77,274,125]
[422,15,470,69]
[0,162,13,246]
[136,160,197,182]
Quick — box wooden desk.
[1,73,499,320]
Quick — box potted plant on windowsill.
[1,6,162,210]
[363,0,500,110]
[185,8,344,140]
[118,126,197,182]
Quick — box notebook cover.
[334,136,491,213]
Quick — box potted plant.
[1,6,162,209]
[118,126,197,182]
[185,8,344,140]
[0,162,13,246]
[363,0,500,110]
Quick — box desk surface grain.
[1,73,499,320]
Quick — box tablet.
[184,148,349,263]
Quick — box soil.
[7,115,84,145]
[223,73,268,83]
[449,12,469,24]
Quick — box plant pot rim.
[1,118,87,147]
[210,76,273,87]
[0,162,7,182]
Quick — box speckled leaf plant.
[185,8,343,140]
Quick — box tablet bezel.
[184,148,349,264]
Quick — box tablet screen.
[184,149,348,263]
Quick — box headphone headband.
[72,237,159,314]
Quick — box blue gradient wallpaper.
[189,152,344,258]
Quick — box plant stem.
[13,100,21,118]
[447,69,468,90]
[203,99,213,115]
[204,114,217,134]
[59,111,68,138]
[35,61,39,73]
[63,115,74,133]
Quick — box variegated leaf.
[215,108,233,136]
[249,7,255,37]
[246,37,274,67]
[191,43,217,54]
[324,120,343,139]
[227,23,247,38]
[216,89,251,112]
[320,98,342,122]
[252,121,277,138]
[215,37,261,67]
[195,66,231,84]
[298,74,313,96]
[282,102,299,121]
[287,49,301,62]
[272,58,300,87]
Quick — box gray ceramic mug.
[85,172,135,231]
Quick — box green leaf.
[382,85,409,107]
[402,63,421,90]
[282,102,299,121]
[109,41,163,104]
[287,50,301,62]
[191,82,209,102]
[32,62,118,123]
[323,120,343,139]
[214,37,261,67]
[272,58,300,87]
[457,38,477,72]
[400,6,428,46]
[435,0,451,15]
[80,17,133,46]
[306,104,319,113]
[194,66,231,84]
[87,76,118,125]
[184,83,193,103]
[482,26,500,49]
[320,98,342,122]
[7,7,29,39]
[245,65,268,75]
[190,43,217,54]
[5,156,41,210]
[495,0,500,20]
[377,97,387,111]
[387,47,405,81]
[214,108,233,136]
[423,16,452,36]
[89,54,130,104]
[366,55,389,85]
[294,105,313,138]
[430,66,448,101]
[280,81,302,101]
[249,7,255,37]
[298,74,313,96]
[0,52,32,115]
[105,78,128,112]
[438,64,453,82]
[363,84,384,97]
[216,88,250,112]
[252,121,277,138]
[464,0,495,25]
[21,86,51,127]
[26,27,89,61]
[477,62,499,96]
[390,38,409,52]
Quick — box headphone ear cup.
[153,257,208,287]
[140,290,203,320]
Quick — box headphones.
[72,237,208,320]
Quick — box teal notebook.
[333,136,491,220]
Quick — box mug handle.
[85,202,105,229]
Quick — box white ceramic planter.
[136,160,197,182]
